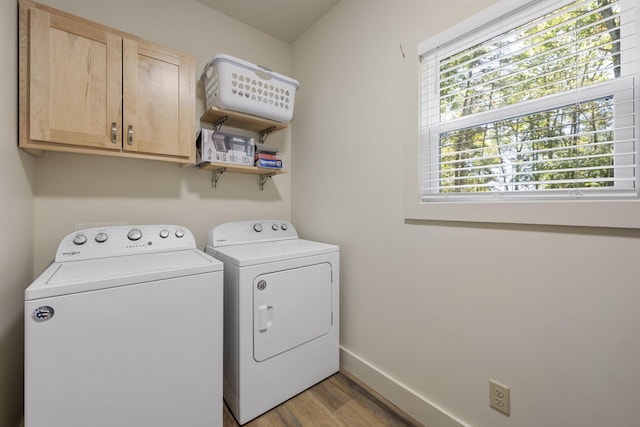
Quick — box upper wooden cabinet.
[19,0,196,164]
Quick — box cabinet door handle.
[127,125,133,145]
[111,122,117,144]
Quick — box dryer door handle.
[258,305,274,332]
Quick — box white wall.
[31,0,294,275]
[292,1,640,427]
[0,1,36,426]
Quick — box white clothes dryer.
[205,220,339,425]
[25,225,224,427]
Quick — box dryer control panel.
[208,220,298,247]
[55,225,197,261]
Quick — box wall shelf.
[199,162,287,190]
[201,107,287,139]
[199,107,288,189]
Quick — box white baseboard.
[340,347,470,427]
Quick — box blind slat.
[428,158,635,179]
[434,148,636,171]
[426,176,635,192]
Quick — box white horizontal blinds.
[420,0,638,200]
[438,1,626,120]
[431,93,636,194]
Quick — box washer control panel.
[55,225,196,261]
[208,220,298,247]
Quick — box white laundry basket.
[201,54,299,123]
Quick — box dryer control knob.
[253,223,263,232]
[175,229,185,238]
[272,223,279,231]
[280,223,288,231]
[127,229,142,241]
[159,229,170,238]
[73,234,87,245]
[95,232,108,243]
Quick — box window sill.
[403,197,640,229]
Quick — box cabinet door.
[122,39,195,161]
[29,7,122,150]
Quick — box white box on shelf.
[196,129,255,166]
[200,54,299,123]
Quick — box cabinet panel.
[29,7,122,150]
[123,39,194,159]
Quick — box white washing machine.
[24,225,224,427]
[205,220,340,425]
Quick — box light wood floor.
[223,370,423,427]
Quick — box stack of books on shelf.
[255,143,283,169]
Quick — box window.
[419,0,637,201]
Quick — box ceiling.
[195,0,339,43]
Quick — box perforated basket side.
[201,61,220,110]
[200,55,298,122]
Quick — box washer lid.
[206,238,338,267]
[25,249,222,301]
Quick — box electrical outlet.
[489,379,510,416]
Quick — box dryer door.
[253,263,333,362]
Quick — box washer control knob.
[159,229,170,238]
[175,228,185,238]
[95,232,108,243]
[253,223,263,232]
[281,223,288,231]
[272,223,279,231]
[127,229,142,241]
[73,234,87,245]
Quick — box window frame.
[404,0,640,228]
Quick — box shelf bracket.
[259,126,277,144]
[212,115,229,133]
[211,167,227,188]
[258,173,277,191]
